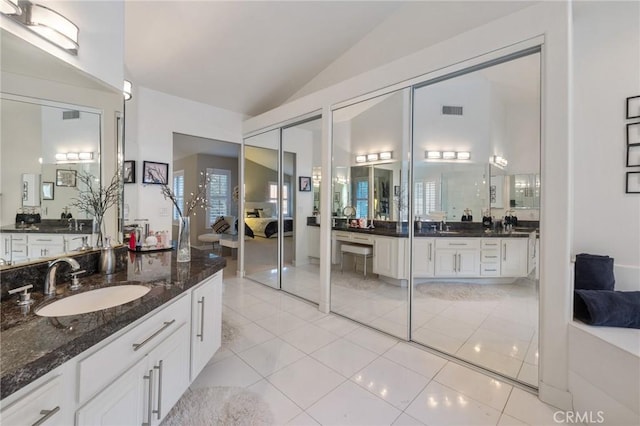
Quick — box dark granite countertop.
[330,226,536,238]
[0,249,225,399]
[1,225,92,235]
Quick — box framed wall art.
[42,182,54,200]
[123,160,136,183]
[142,161,169,184]
[626,171,640,193]
[299,176,311,192]
[626,95,640,119]
[627,122,640,145]
[627,144,640,167]
[56,169,77,187]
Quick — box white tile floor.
[189,275,557,425]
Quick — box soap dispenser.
[99,237,116,274]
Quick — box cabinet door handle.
[453,253,457,271]
[197,297,205,342]
[35,238,52,242]
[428,243,432,261]
[485,255,497,259]
[31,406,60,426]
[458,254,461,272]
[153,360,163,420]
[143,369,154,426]
[503,243,507,261]
[133,319,176,351]
[449,243,468,246]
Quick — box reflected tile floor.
[187,275,556,426]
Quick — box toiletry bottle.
[100,237,116,274]
[129,231,136,250]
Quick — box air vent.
[62,110,80,120]
[442,105,463,116]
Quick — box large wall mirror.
[0,29,122,269]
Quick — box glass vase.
[177,216,191,263]
[93,216,104,248]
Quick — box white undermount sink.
[35,285,150,317]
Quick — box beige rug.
[415,277,538,301]
[161,386,274,426]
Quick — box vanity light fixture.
[367,153,379,162]
[123,80,132,101]
[490,155,508,169]
[356,151,393,164]
[442,151,456,160]
[457,151,471,160]
[426,151,442,159]
[355,155,367,163]
[7,1,78,54]
[55,152,94,163]
[0,0,21,15]
[379,151,392,160]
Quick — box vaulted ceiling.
[124,1,535,118]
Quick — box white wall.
[126,87,244,233]
[244,2,572,409]
[572,1,640,275]
[0,0,124,90]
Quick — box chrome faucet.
[44,257,81,296]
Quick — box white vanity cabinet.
[75,295,191,426]
[29,234,66,259]
[500,238,529,277]
[413,238,435,277]
[434,238,480,277]
[372,236,408,279]
[307,226,320,259]
[480,239,501,276]
[1,375,67,426]
[1,233,28,263]
[190,271,222,380]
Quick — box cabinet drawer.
[481,251,500,263]
[351,234,374,244]
[481,239,501,249]
[77,294,189,404]
[30,234,65,245]
[1,375,63,426]
[10,234,28,244]
[435,238,480,249]
[333,231,351,241]
[480,264,501,276]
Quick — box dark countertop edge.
[0,254,226,400]
[329,227,536,238]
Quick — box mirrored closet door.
[410,51,541,386]
[330,88,411,339]
[244,130,281,288]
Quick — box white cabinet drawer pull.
[485,255,497,259]
[31,406,60,426]
[153,360,163,420]
[133,320,176,351]
[449,243,468,246]
[35,238,53,242]
[143,369,154,426]
[503,243,507,261]
[197,297,205,342]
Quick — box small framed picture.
[627,122,640,145]
[627,144,640,167]
[626,171,640,193]
[123,160,136,184]
[299,176,311,192]
[56,169,77,187]
[42,182,54,200]
[626,95,640,119]
[142,161,169,184]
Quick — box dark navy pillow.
[574,253,615,291]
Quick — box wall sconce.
[490,155,508,169]
[55,152,94,163]
[426,151,471,161]
[3,1,78,55]
[355,151,393,164]
[0,0,21,15]
[123,80,132,101]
